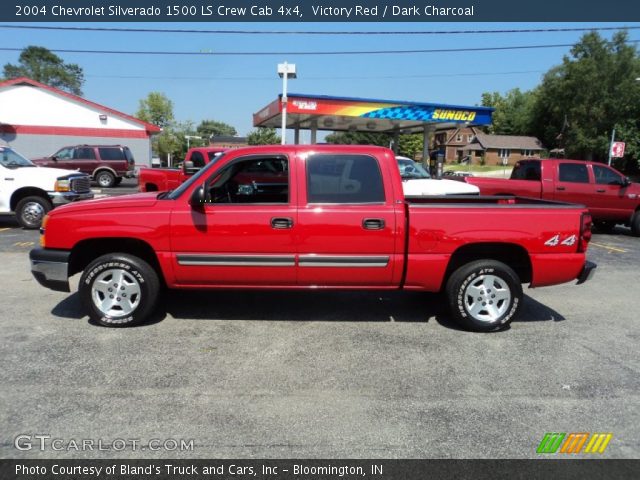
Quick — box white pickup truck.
[396,156,480,196]
[0,145,93,229]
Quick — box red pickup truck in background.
[138,147,227,192]
[462,158,640,235]
[30,145,595,332]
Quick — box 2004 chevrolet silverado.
[30,145,596,331]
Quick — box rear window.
[511,161,541,181]
[558,163,589,183]
[124,147,135,163]
[98,147,126,161]
[306,154,385,204]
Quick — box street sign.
[611,142,626,158]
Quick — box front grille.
[70,176,91,193]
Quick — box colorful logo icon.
[537,432,612,454]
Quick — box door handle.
[362,218,385,230]
[271,217,293,229]
[596,189,605,193]
[556,186,566,191]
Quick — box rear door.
[296,152,399,287]
[170,152,297,286]
[552,161,594,205]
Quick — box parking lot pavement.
[0,228,638,459]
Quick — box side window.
[593,165,623,185]
[98,147,126,161]
[207,156,288,204]
[306,154,385,204]
[54,148,74,159]
[511,161,541,181]
[190,151,205,168]
[558,163,589,183]
[74,147,96,160]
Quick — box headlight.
[54,179,71,192]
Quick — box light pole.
[185,135,202,150]
[278,62,297,145]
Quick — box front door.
[170,153,297,286]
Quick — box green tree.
[481,88,536,135]
[398,134,425,159]
[246,128,281,145]
[531,31,640,162]
[196,119,237,139]
[135,92,174,129]
[3,46,84,95]
[324,131,391,147]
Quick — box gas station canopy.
[253,93,493,137]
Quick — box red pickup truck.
[30,145,595,332]
[463,158,640,235]
[138,147,227,192]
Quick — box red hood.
[50,192,160,216]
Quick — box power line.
[1,40,638,56]
[85,70,544,81]
[1,24,638,35]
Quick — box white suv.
[0,145,93,229]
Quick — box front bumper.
[48,191,94,206]
[576,260,597,285]
[29,248,71,292]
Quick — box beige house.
[434,127,544,166]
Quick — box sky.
[0,21,638,142]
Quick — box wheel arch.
[92,167,118,179]
[445,242,532,286]
[69,238,165,285]
[10,187,50,211]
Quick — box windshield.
[397,158,430,179]
[167,152,227,200]
[0,147,36,168]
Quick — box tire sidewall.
[449,261,522,332]
[80,255,158,327]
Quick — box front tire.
[79,253,160,327]
[16,195,52,229]
[446,260,523,332]
[95,170,116,188]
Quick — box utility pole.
[607,128,615,166]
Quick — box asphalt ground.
[0,185,638,459]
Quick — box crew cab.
[138,147,228,192]
[32,144,136,188]
[0,144,93,229]
[462,158,640,235]
[30,145,595,332]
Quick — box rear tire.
[631,212,640,237]
[446,260,523,332]
[16,195,52,229]
[95,170,116,188]
[79,253,160,327]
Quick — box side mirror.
[622,177,632,187]
[183,160,199,175]
[51,156,58,161]
[189,185,207,207]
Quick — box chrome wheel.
[462,274,511,323]
[21,201,45,226]
[91,268,141,317]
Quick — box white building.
[0,77,160,167]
